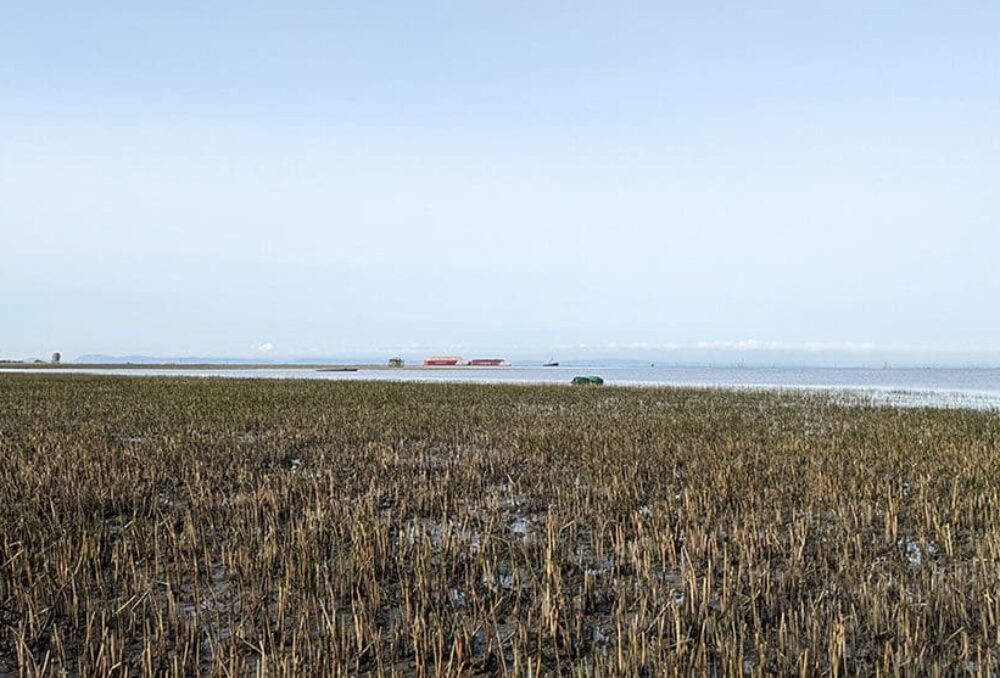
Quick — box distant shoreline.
[3,363,1000,410]
[0,362,522,371]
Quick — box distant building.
[424,356,463,366]
[51,352,61,364]
[388,357,404,368]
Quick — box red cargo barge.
[423,356,463,366]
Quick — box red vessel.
[468,358,506,366]
[424,356,463,366]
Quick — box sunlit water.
[4,365,1000,410]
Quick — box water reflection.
[3,365,1000,410]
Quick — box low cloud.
[695,340,926,353]
[696,339,784,351]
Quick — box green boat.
[572,375,604,385]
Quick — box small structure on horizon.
[388,357,404,368]
[51,352,61,364]
[468,358,506,366]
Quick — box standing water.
[3,365,1000,409]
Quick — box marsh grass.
[2,375,1000,675]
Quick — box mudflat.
[1,374,997,674]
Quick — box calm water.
[5,365,1000,410]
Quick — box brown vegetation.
[1,375,999,675]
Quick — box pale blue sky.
[2,1,998,363]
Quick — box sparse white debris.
[585,559,613,578]
[899,536,938,567]
[591,626,609,644]
[483,572,517,592]
[449,588,467,607]
[289,458,302,471]
[509,516,531,535]
[638,505,651,517]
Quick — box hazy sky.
[2,2,998,363]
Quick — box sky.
[2,1,999,364]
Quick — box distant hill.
[76,355,274,365]
[73,355,386,365]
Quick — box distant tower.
[51,352,61,364]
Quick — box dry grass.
[2,374,1000,675]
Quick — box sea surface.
[4,365,1000,410]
